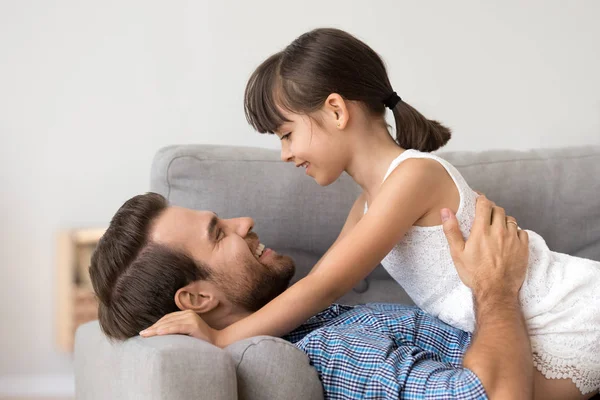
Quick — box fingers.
[150,314,190,331]
[155,324,192,336]
[506,216,519,233]
[140,314,213,343]
[140,327,159,337]
[141,319,187,337]
[142,323,194,338]
[473,195,494,232]
[517,227,529,245]
[140,310,193,337]
[491,204,506,228]
[441,208,465,255]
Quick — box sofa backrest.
[151,145,600,288]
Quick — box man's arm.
[441,196,532,399]
[465,285,531,399]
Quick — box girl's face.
[275,108,348,186]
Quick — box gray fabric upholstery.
[226,336,324,400]
[74,144,600,399]
[74,320,237,400]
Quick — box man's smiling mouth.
[254,243,265,259]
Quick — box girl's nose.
[280,143,293,163]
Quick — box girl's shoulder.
[382,152,463,225]
[385,149,470,194]
[385,153,454,190]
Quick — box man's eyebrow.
[207,213,219,240]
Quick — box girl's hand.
[139,310,217,343]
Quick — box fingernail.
[441,209,450,222]
[139,330,147,336]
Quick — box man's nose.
[230,217,254,236]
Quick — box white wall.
[1,0,599,396]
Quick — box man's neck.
[205,306,251,331]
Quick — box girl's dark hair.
[244,28,451,152]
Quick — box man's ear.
[174,280,219,314]
[324,93,349,130]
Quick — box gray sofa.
[75,144,600,400]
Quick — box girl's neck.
[345,124,405,201]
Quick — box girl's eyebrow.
[275,122,292,135]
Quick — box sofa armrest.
[226,336,324,400]
[74,320,237,400]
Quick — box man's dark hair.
[89,192,210,341]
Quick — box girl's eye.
[281,132,292,141]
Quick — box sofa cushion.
[442,147,600,262]
[75,320,238,400]
[151,145,359,257]
[226,336,324,400]
[280,248,413,305]
[152,145,600,263]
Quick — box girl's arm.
[308,192,366,276]
[212,158,451,347]
[143,159,455,348]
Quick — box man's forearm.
[463,288,533,399]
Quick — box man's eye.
[281,132,292,141]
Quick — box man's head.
[90,193,295,341]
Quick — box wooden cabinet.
[56,228,105,351]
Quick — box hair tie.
[383,91,401,109]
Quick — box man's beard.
[214,252,296,312]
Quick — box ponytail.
[244,28,452,152]
[390,100,451,152]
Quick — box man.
[90,192,531,399]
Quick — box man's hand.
[441,195,529,296]
[442,195,533,399]
[139,310,217,343]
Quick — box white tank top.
[364,149,600,393]
[364,149,479,331]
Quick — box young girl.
[150,29,600,398]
